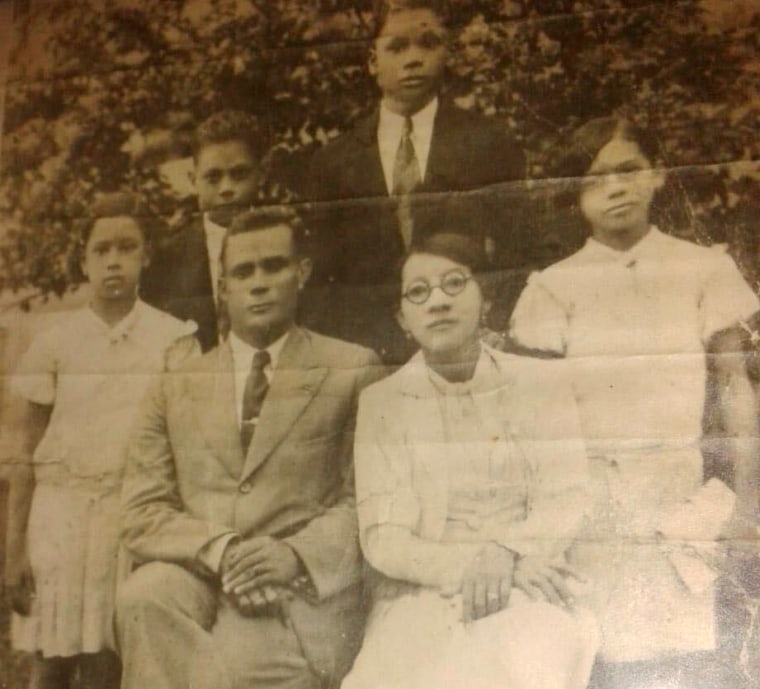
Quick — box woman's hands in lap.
[513,557,582,608]
[460,543,516,623]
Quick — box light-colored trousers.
[115,562,320,689]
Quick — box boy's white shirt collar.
[229,328,290,376]
[377,96,439,194]
[203,213,227,300]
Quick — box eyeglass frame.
[401,268,474,305]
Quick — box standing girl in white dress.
[344,232,598,689]
[509,117,760,688]
[4,193,198,689]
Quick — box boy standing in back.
[142,110,265,351]
[307,0,527,363]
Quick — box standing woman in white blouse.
[344,232,598,689]
[509,117,760,687]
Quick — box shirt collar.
[228,328,291,373]
[583,225,665,265]
[400,343,504,398]
[85,299,144,344]
[379,96,438,140]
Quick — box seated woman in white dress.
[343,232,599,689]
[509,117,760,688]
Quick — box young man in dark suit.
[141,110,264,351]
[306,0,527,364]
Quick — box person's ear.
[80,255,89,280]
[368,46,378,77]
[297,257,313,291]
[189,167,197,192]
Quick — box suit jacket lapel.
[188,344,245,479]
[179,218,214,297]
[424,104,462,192]
[241,328,328,481]
[346,111,388,198]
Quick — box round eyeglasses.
[402,269,473,305]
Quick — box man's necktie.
[392,116,421,249]
[240,350,270,454]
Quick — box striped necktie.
[392,116,421,249]
[240,349,270,453]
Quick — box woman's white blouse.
[354,345,589,592]
[510,228,759,445]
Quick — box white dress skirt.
[508,228,760,662]
[344,587,597,689]
[11,302,196,656]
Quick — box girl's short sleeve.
[701,249,760,342]
[12,327,58,405]
[509,272,569,355]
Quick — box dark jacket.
[141,214,220,353]
[305,102,528,363]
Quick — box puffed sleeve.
[493,359,589,560]
[701,247,759,342]
[509,272,569,355]
[12,324,58,406]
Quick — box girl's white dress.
[344,345,598,689]
[11,300,197,657]
[509,227,759,662]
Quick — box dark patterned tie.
[392,116,421,249]
[240,350,270,453]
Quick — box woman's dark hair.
[552,117,661,183]
[547,116,686,252]
[71,192,157,282]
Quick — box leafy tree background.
[1,0,759,304]
[1,0,760,686]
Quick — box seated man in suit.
[306,0,527,364]
[141,110,265,351]
[117,206,382,689]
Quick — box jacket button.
[239,481,252,494]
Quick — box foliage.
[1,0,759,302]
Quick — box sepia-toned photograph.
[0,1,759,688]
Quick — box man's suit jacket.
[141,214,219,353]
[121,327,383,683]
[305,102,528,362]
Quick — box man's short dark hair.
[372,0,450,37]
[552,116,661,184]
[192,110,266,162]
[220,205,309,273]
